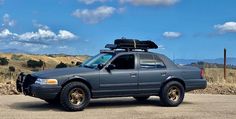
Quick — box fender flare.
[160,76,186,90]
[61,75,92,90]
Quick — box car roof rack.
[105,38,158,52]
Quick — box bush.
[0,57,9,65]
[9,66,16,72]
[27,59,44,68]
[56,62,67,68]
[76,61,82,66]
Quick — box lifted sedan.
[16,39,207,111]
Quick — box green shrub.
[56,62,67,68]
[76,61,82,66]
[27,59,44,68]
[9,66,16,72]
[0,57,9,65]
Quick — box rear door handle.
[161,72,167,76]
[130,73,137,78]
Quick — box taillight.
[200,68,204,79]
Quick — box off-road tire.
[60,82,91,111]
[160,81,185,107]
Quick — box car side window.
[154,55,166,68]
[139,54,156,69]
[139,54,166,69]
[111,54,135,69]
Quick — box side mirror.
[105,64,116,71]
[97,63,105,69]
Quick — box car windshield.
[81,53,114,68]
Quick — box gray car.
[16,39,207,111]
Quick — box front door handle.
[130,73,137,78]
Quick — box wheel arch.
[161,76,186,90]
[61,77,92,95]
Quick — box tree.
[0,57,9,65]
[56,62,67,68]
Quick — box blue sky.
[0,0,236,59]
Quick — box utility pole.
[224,48,227,80]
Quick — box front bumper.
[184,78,207,92]
[16,73,61,100]
[29,84,61,100]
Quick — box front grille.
[16,73,37,95]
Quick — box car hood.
[32,67,96,78]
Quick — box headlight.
[35,78,58,85]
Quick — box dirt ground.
[0,94,236,119]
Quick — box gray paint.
[30,51,207,98]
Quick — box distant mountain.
[0,48,31,54]
[174,57,236,66]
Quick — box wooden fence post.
[224,48,226,80]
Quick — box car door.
[138,53,168,94]
[98,53,138,96]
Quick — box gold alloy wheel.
[69,88,85,105]
[168,86,180,102]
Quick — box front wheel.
[60,82,91,111]
[160,81,185,107]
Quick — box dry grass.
[190,68,236,95]
[204,68,236,84]
[0,53,88,83]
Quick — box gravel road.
[0,94,236,119]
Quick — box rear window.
[139,54,166,69]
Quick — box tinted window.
[111,54,135,69]
[154,55,166,68]
[139,54,156,69]
[139,54,166,69]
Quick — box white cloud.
[163,31,181,39]
[18,29,77,41]
[0,28,78,53]
[0,29,18,38]
[58,30,77,39]
[2,13,16,27]
[1,28,77,42]
[19,29,56,40]
[78,0,108,4]
[120,0,179,6]
[214,22,236,33]
[59,45,69,49]
[72,6,116,24]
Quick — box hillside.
[0,53,89,82]
[175,57,236,66]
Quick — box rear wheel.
[133,96,150,101]
[160,81,184,107]
[60,82,91,111]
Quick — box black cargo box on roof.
[105,39,158,51]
